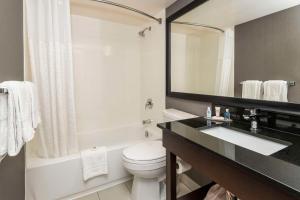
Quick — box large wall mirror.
[167,0,300,110]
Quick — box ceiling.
[177,0,300,29]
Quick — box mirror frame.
[166,0,300,113]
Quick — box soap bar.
[204,116,232,122]
[206,116,233,122]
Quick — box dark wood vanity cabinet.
[163,129,299,200]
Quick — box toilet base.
[131,176,160,200]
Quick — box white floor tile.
[75,179,194,200]
[98,184,131,200]
[75,192,99,200]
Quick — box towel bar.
[0,88,7,93]
[240,81,296,86]
[288,81,296,86]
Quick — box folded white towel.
[263,80,288,102]
[4,82,24,156]
[242,80,263,100]
[0,81,40,158]
[81,147,108,181]
[0,93,9,157]
[22,82,41,142]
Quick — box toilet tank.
[146,109,198,140]
[163,109,198,122]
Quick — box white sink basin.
[201,127,288,156]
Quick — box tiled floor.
[76,183,131,200]
[76,181,192,200]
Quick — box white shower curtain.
[26,0,78,158]
[215,28,235,97]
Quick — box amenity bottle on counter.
[224,108,231,121]
[207,107,212,119]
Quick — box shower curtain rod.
[172,21,224,33]
[89,0,162,24]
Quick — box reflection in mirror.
[170,0,300,103]
[171,21,234,97]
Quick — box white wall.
[71,8,166,135]
[140,11,166,124]
[72,14,142,135]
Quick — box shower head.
[138,26,151,37]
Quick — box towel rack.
[240,81,296,86]
[288,81,296,86]
[0,88,8,94]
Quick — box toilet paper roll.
[176,159,192,174]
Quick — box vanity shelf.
[178,182,215,200]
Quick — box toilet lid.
[123,141,166,162]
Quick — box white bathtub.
[26,125,161,200]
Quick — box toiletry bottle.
[207,107,212,119]
[215,106,221,117]
[224,108,230,121]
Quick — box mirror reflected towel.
[263,80,288,102]
[241,80,263,100]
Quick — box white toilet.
[123,141,166,200]
[122,109,197,200]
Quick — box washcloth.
[242,80,263,100]
[263,80,288,102]
[81,147,108,181]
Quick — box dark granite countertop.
[158,117,300,198]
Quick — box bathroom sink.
[201,127,288,156]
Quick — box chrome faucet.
[243,108,259,132]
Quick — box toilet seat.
[123,159,166,171]
[122,141,166,170]
[123,156,165,165]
